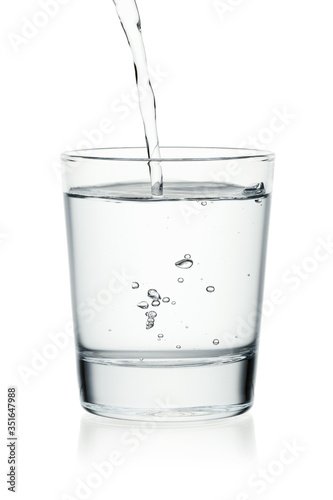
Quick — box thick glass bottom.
[78,353,256,422]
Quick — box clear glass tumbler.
[62,147,274,421]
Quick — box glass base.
[78,354,256,422]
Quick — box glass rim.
[61,146,275,163]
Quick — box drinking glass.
[62,147,274,421]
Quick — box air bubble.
[206,286,215,293]
[201,201,207,206]
[255,199,262,204]
[147,318,154,324]
[137,301,149,309]
[152,300,160,307]
[176,345,181,349]
[247,274,250,277]
[184,254,191,259]
[148,311,157,318]
[178,278,184,283]
[213,339,219,345]
[175,258,193,269]
[148,289,161,300]
[162,297,170,303]
[146,323,154,330]
[171,301,176,305]
[158,334,164,338]
[132,282,139,289]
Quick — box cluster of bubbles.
[145,310,157,330]
[131,253,217,348]
[137,289,158,329]
[135,287,171,330]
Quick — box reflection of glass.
[62,147,274,420]
[77,413,257,498]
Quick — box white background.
[1,0,332,498]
